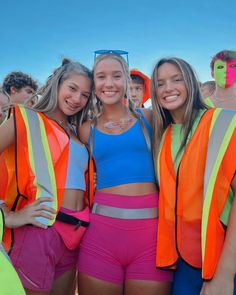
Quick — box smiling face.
[155,62,188,123]
[213,59,236,88]
[57,73,91,120]
[94,58,126,106]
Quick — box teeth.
[104,91,116,94]
[165,95,178,101]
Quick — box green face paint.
[214,60,226,88]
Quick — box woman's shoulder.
[136,108,153,125]
[78,120,92,144]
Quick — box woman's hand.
[4,197,56,229]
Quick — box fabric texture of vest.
[156,108,236,280]
[0,106,70,252]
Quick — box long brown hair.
[151,57,207,173]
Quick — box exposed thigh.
[78,273,123,295]
[125,280,172,295]
[51,269,76,295]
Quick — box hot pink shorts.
[10,220,78,292]
[77,192,173,285]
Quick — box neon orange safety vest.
[0,106,70,252]
[156,108,236,280]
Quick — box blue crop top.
[89,110,155,189]
[65,140,88,190]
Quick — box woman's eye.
[157,83,164,87]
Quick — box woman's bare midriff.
[61,189,85,211]
[98,182,158,196]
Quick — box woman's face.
[94,58,126,105]
[57,73,91,118]
[155,62,188,123]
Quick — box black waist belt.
[56,211,89,227]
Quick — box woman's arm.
[0,116,15,153]
[0,116,56,229]
[78,121,91,144]
[201,173,236,295]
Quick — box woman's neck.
[46,109,68,124]
[101,104,129,121]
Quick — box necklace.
[103,114,133,131]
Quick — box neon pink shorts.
[77,192,173,285]
[10,220,78,292]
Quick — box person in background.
[205,50,236,109]
[200,80,215,99]
[151,57,236,295]
[2,71,38,105]
[130,69,150,108]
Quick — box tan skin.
[78,57,171,295]
[156,62,236,295]
[0,73,91,295]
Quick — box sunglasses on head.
[94,49,129,66]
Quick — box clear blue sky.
[0,0,235,86]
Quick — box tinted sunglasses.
[94,49,129,66]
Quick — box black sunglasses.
[94,49,129,66]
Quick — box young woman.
[77,53,173,295]
[151,57,236,295]
[0,58,92,295]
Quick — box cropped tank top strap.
[136,108,150,128]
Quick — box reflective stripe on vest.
[202,109,236,276]
[19,107,57,226]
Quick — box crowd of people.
[0,49,236,295]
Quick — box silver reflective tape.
[204,110,235,200]
[25,109,53,198]
[92,203,158,219]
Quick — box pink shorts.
[77,192,173,285]
[10,222,78,292]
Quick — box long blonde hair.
[91,53,151,150]
[33,58,93,127]
[151,57,207,172]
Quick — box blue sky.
[0,0,235,86]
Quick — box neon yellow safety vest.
[0,209,25,294]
